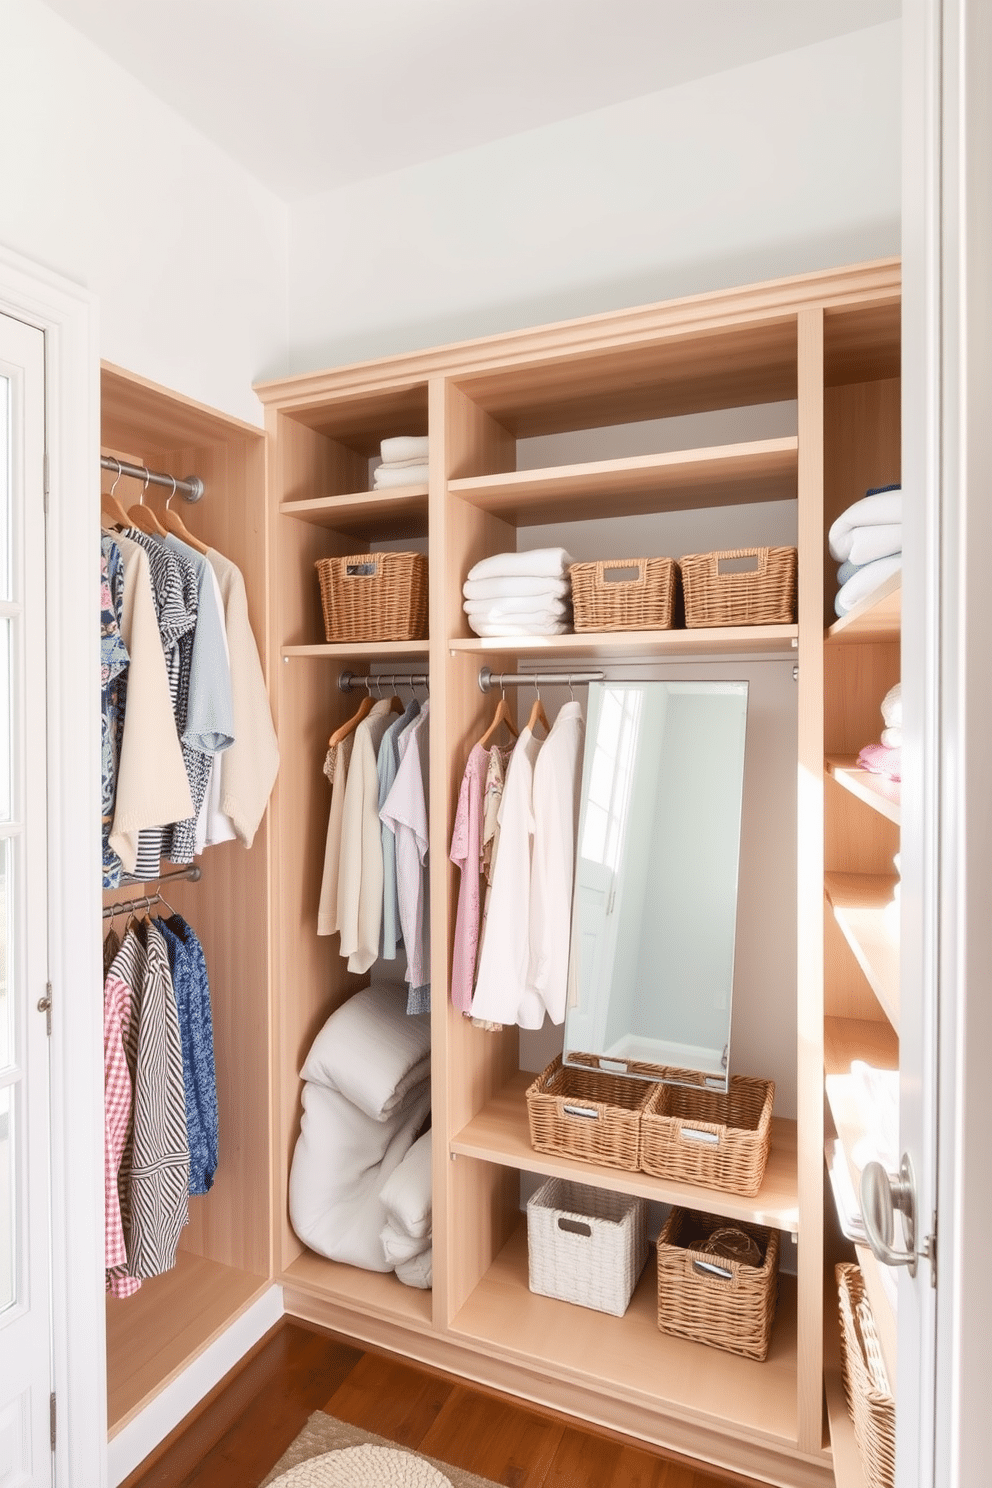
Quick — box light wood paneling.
[823,1292,869,1488]
[281,1251,433,1331]
[822,379,901,630]
[825,759,902,826]
[451,1071,800,1232]
[823,642,901,759]
[824,1016,900,1078]
[448,437,798,524]
[281,486,428,538]
[827,574,901,645]
[106,1255,268,1435]
[276,381,429,453]
[825,875,900,1030]
[448,627,799,658]
[282,640,430,660]
[823,301,902,388]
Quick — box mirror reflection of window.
[580,685,642,872]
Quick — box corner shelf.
[824,874,900,1030]
[448,626,798,661]
[448,437,798,525]
[826,574,901,645]
[451,1072,800,1233]
[825,756,901,826]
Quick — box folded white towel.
[847,522,902,567]
[828,487,902,561]
[376,455,429,471]
[395,1246,432,1289]
[463,596,569,620]
[373,463,428,489]
[380,436,428,464]
[835,555,902,616]
[468,548,573,582]
[881,726,902,749]
[881,682,902,729]
[466,606,570,629]
[463,575,571,602]
[300,983,431,1121]
[469,618,570,637]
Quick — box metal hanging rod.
[101,455,204,503]
[103,865,201,921]
[478,667,605,693]
[338,670,430,693]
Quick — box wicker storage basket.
[315,551,428,643]
[656,1208,779,1360]
[836,1263,895,1488]
[679,546,797,628]
[640,1076,775,1196]
[569,556,680,632]
[527,1177,649,1317]
[525,1056,655,1171]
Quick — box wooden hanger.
[478,693,519,749]
[526,687,551,737]
[126,467,168,537]
[328,695,373,747]
[162,478,210,555]
[101,459,132,529]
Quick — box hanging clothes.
[378,699,421,961]
[194,559,237,854]
[156,914,219,1196]
[109,918,190,1283]
[100,540,130,889]
[317,732,354,937]
[380,702,431,1013]
[337,699,396,974]
[528,700,584,1025]
[448,740,512,1014]
[104,955,139,1297]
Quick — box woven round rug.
[268,1444,453,1488]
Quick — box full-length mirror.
[564,680,749,1090]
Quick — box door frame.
[0,245,103,1486]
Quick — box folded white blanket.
[300,983,431,1121]
[380,1130,432,1239]
[847,522,902,567]
[468,548,573,582]
[881,682,902,729]
[395,1246,432,1289]
[373,463,428,488]
[463,575,571,602]
[381,1218,430,1266]
[463,597,569,620]
[469,618,570,637]
[835,555,902,616]
[380,436,428,464]
[881,726,902,749]
[828,487,902,561]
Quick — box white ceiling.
[44,0,901,201]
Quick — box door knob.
[860,1153,918,1276]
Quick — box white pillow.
[395,1247,432,1290]
[300,983,431,1121]
[289,1079,430,1271]
[379,1129,432,1240]
[381,1218,430,1267]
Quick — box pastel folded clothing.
[881,682,902,729]
[468,548,573,582]
[846,522,902,567]
[857,742,902,782]
[828,485,902,561]
[835,555,902,616]
[373,462,428,489]
[463,596,570,620]
[463,575,571,602]
[468,618,570,637]
[380,436,429,464]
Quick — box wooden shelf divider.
[282,640,430,660]
[825,756,902,825]
[280,485,429,537]
[449,625,798,661]
[824,874,900,1029]
[826,573,901,645]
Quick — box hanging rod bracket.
[338,670,429,694]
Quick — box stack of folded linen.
[288,983,431,1273]
[373,435,429,489]
[380,1129,432,1288]
[828,483,902,617]
[463,548,574,636]
[857,681,902,785]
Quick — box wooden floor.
[121,1319,759,1488]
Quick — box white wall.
[288,21,901,374]
[0,0,289,426]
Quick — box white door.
[0,312,52,1486]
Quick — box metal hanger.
[127,467,168,537]
[101,457,132,530]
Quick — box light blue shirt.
[377,700,420,959]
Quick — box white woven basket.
[526,1177,648,1317]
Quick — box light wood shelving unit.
[820,382,902,1478]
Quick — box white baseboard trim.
[107,1284,285,1486]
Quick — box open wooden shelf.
[451,1222,801,1448]
[448,437,798,525]
[824,1282,868,1488]
[826,573,901,645]
[280,1249,433,1331]
[826,756,901,825]
[449,625,798,661]
[452,1071,800,1232]
[280,485,429,538]
[824,1016,900,1080]
[105,1253,269,1436]
[282,640,430,660]
[824,874,900,1029]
